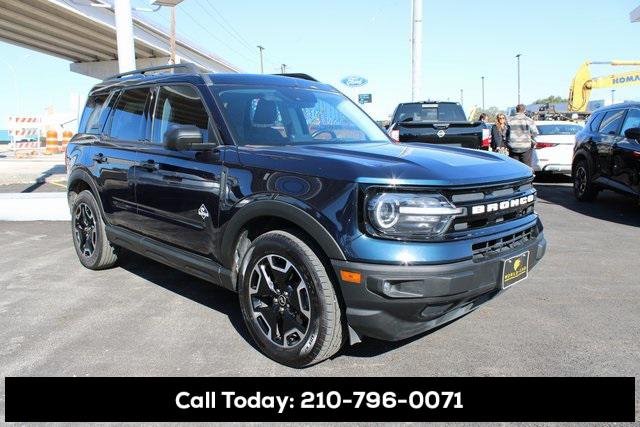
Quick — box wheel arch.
[220,200,347,290]
[67,168,107,221]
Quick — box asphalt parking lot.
[1,179,639,416]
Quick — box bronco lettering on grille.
[470,194,535,215]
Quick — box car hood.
[237,142,532,186]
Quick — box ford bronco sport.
[67,64,546,367]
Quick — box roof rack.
[104,63,206,81]
[274,73,318,82]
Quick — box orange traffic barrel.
[45,130,58,155]
[61,130,73,153]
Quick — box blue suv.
[66,65,546,367]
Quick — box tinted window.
[620,109,640,135]
[108,88,150,141]
[589,112,604,132]
[214,86,387,146]
[394,103,466,123]
[598,110,625,135]
[79,92,109,134]
[537,124,582,135]
[152,85,210,144]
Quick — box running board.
[105,225,235,292]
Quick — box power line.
[199,0,288,69]
[179,6,257,67]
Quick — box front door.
[134,84,223,259]
[613,108,640,194]
[595,109,626,178]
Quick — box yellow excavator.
[568,61,640,112]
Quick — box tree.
[533,95,568,104]
[471,106,504,122]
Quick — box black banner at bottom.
[5,376,635,422]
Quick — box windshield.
[537,124,582,135]
[213,86,388,146]
[393,103,467,123]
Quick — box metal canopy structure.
[0,0,241,79]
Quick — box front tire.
[70,190,119,270]
[238,230,344,367]
[573,159,598,202]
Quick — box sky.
[1,0,640,123]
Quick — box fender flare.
[220,199,347,269]
[67,168,108,222]
[572,148,595,176]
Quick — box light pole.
[411,0,423,101]
[516,53,522,105]
[257,45,265,74]
[281,64,287,73]
[611,89,616,104]
[481,76,485,111]
[460,89,464,107]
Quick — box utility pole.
[411,0,423,101]
[281,64,287,73]
[481,76,485,110]
[516,53,522,104]
[257,45,265,73]
[169,6,176,64]
[114,0,136,72]
[460,89,464,107]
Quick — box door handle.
[139,160,159,171]
[92,153,108,163]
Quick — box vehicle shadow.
[534,175,640,227]
[116,250,259,351]
[21,165,67,193]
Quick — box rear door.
[134,83,223,259]
[595,109,626,178]
[612,108,640,193]
[96,87,150,230]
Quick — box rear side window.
[598,110,625,135]
[394,103,466,123]
[588,112,604,132]
[78,92,109,134]
[151,85,210,144]
[108,88,150,141]
[620,109,640,135]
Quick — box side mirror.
[163,125,216,151]
[624,127,640,142]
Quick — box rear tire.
[238,230,344,367]
[70,190,119,270]
[573,159,598,202]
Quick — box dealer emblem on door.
[198,204,209,220]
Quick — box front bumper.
[332,231,546,342]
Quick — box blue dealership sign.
[341,75,368,88]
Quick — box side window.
[589,112,604,132]
[108,88,150,141]
[598,110,625,135]
[78,92,109,134]
[152,85,210,144]
[620,109,640,136]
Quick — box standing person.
[507,104,538,165]
[491,113,510,154]
[478,113,488,126]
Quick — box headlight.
[366,193,463,238]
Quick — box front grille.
[471,226,537,262]
[443,178,536,235]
